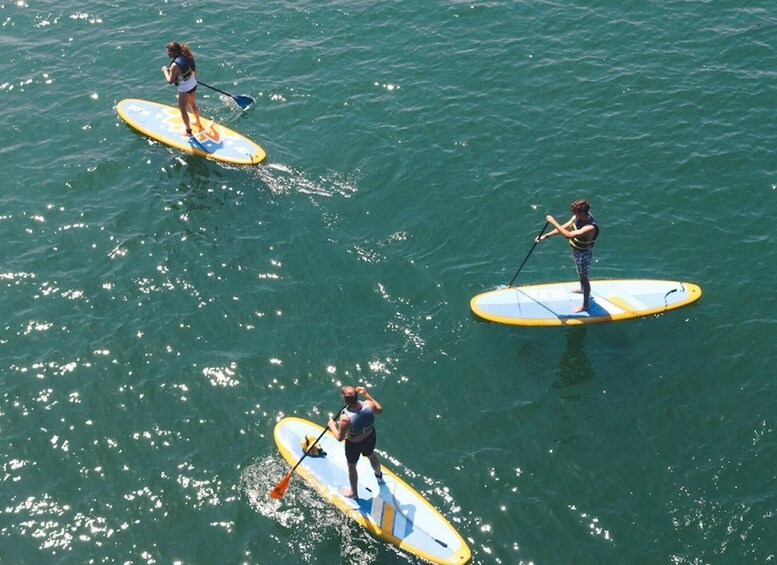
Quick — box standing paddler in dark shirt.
[535,199,600,312]
[328,385,383,499]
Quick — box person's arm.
[537,226,559,241]
[537,215,572,242]
[540,215,592,241]
[161,63,180,85]
[554,219,594,240]
[328,413,348,441]
[357,386,382,415]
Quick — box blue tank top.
[344,403,374,436]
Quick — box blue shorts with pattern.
[571,248,593,277]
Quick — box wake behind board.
[117,98,266,165]
[273,417,471,565]
[471,279,701,327]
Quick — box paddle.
[270,405,346,499]
[197,80,255,110]
[508,221,550,287]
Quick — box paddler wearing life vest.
[327,385,383,500]
[535,198,600,313]
[161,41,204,137]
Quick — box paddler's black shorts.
[344,429,377,465]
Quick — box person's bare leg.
[572,275,590,312]
[368,452,383,482]
[188,92,203,130]
[178,93,192,135]
[341,463,359,499]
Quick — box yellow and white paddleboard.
[274,417,471,564]
[117,98,266,165]
[471,279,702,327]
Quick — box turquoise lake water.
[1,1,776,563]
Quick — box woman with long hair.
[161,41,204,136]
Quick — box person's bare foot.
[341,487,357,499]
[572,304,588,313]
[571,287,583,294]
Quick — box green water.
[1,1,776,563]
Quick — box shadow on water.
[161,153,235,208]
[552,327,595,391]
[174,153,224,186]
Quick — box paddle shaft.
[197,80,235,99]
[288,405,346,476]
[197,80,251,106]
[509,221,550,287]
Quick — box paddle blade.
[233,95,255,110]
[269,473,292,499]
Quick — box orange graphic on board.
[163,109,228,143]
[199,124,220,142]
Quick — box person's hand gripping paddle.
[270,405,346,499]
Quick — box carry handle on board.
[508,221,550,287]
[270,405,347,499]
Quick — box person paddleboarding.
[535,199,600,312]
[161,41,204,136]
[327,385,383,499]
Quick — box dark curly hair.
[570,199,590,214]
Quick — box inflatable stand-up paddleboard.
[117,98,266,165]
[471,279,701,327]
[274,417,471,564]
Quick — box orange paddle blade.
[269,473,292,499]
